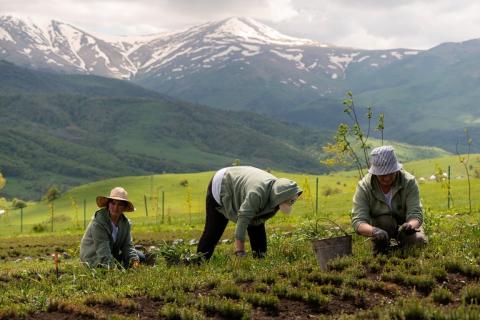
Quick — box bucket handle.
[313,217,351,237]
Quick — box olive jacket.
[217,166,302,241]
[351,170,423,233]
[80,207,138,268]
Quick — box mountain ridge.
[0,15,419,82]
[1,15,479,154]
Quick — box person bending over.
[197,166,302,259]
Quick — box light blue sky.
[1,0,479,49]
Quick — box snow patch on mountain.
[0,27,15,42]
[211,17,318,46]
[241,50,259,57]
[390,51,403,59]
[55,23,85,54]
[270,49,302,62]
[357,55,370,62]
[241,43,260,51]
[205,46,241,62]
[46,58,63,66]
[142,41,189,70]
[22,47,32,56]
[328,52,361,76]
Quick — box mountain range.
[0,16,412,82]
[0,15,415,113]
[1,15,478,153]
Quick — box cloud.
[1,0,479,49]
[270,0,480,49]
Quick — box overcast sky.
[1,0,480,50]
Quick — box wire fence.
[0,178,327,235]
[1,171,479,236]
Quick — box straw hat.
[368,146,403,175]
[96,187,135,212]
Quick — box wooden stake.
[54,252,59,278]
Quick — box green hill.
[0,60,162,98]
[0,154,478,236]
[0,91,336,199]
[0,61,335,199]
[345,40,480,152]
[0,61,454,200]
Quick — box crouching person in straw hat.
[351,146,428,254]
[80,187,145,268]
[197,166,302,260]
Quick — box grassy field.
[0,208,480,319]
[0,154,479,236]
[0,155,479,319]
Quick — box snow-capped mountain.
[0,15,136,78]
[0,15,418,80]
[2,15,479,155]
[1,15,420,110]
[129,17,420,111]
[133,16,420,89]
[129,16,321,73]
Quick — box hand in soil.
[398,223,417,235]
[372,227,389,241]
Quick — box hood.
[269,178,302,206]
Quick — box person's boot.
[252,251,266,259]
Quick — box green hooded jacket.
[80,207,138,268]
[351,170,423,232]
[217,166,302,241]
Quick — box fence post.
[447,165,451,209]
[162,191,165,224]
[51,201,54,232]
[144,195,148,217]
[315,177,319,217]
[20,207,23,233]
[155,188,159,224]
[83,199,86,229]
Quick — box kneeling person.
[351,146,428,254]
[80,187,144,268]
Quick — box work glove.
[235,250,247,257]
[398,222,417,235]
[371,227,389,241]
